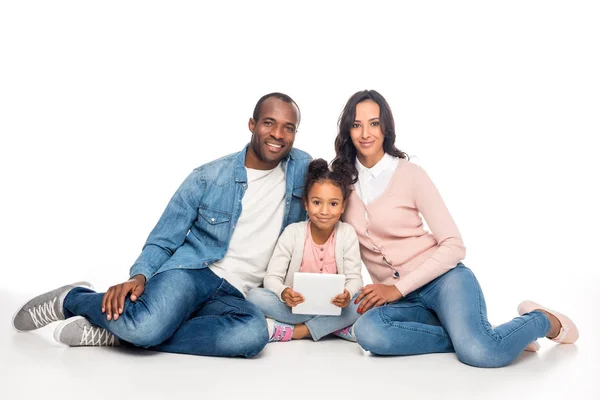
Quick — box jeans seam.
[418,263,465,299]
[304,320,322,341]
[378,305,449,339]
[210,278,237,301]
[472,272,498,341]
[418,266,498,342]
[500,311,550,340]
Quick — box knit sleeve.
[341,223,364,298]
[394,164,466,296]
[263,224,297,301]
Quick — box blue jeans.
[353,264,551,368]
[246,287,361,340]
[63,268,269,357]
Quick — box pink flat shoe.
[518,300,579,344]
[524,341,540,352]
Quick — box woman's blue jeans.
[353,264,551,367]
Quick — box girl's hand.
[355,284,403,314]
[282,287,305,308]
[332,289,351,308]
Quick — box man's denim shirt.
[129,145,312,282]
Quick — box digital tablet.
[292,272,345,316]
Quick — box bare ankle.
[292,324,310,340]
[539,310,562,338]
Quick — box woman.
[332,89,578,368]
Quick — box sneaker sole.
[12,281,94,332]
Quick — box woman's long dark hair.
[331,90,408,184]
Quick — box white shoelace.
[81,325,117,346]
[28,298,59,328]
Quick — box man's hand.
[102,274,146,321]
[355,284,403,314]
[332,289,351,308]
[281,287,304,308]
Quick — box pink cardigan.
[343,159,466,296]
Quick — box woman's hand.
[332,289,351,308]
[282,287,304,308]
[102,274,146,321]
[355,284,403,314]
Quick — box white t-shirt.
[209,163,286,295]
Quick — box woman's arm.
[395,164,466,296]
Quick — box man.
[13,92,311,357]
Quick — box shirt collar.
[355,153,396,179]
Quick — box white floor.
[2,287,598,400]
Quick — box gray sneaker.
[12,281,93,331]
[54,316,119,347]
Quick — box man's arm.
[129,169,204,281]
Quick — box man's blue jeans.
[63,268,269,357]
[247,287,360,340]
[353,264,551,367]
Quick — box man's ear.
[248,118,256,133]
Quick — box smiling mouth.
[266,143,283,149]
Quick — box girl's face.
[349,100,385,166]
[304,180,346,232]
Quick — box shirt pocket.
[196,207,232,247]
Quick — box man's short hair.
[252,92,301,126]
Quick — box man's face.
[247,97,299,169]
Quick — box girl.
[247,159,363,342]
[332,90,579,367]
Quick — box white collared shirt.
[355,153,400,206]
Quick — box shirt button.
[319,258,323,261]
[210,218,215,223]
[320,268,323,272]
[320,248,324,251]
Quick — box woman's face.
[349,100,385,166]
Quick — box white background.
[1,1,599,399]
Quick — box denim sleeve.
[129,170,204,281]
